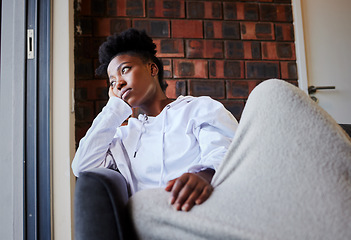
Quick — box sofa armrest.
[74,168,133,240]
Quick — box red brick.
[246,61,280,79]
[165,80,187,99]
[165,80,176,99]
[205,21,222,39]
[225,41,261,59]
[91,38,106,58]
[172,20,203,38]
[161,59,173,78]
[110,19,132,34]
[186,40,223,59]
[277,5,293,22]
[226,80,260,99]
[221,100,245,121]
[262,42,296,60]
[241,0,273,1]
[75,58,94,79]
[76,0,91,16]
[205,21,240,39]
[288,80,298,87]
[76,79,109,100]
[280,61,298,80]
[75,122,91,147]
[223,2,237,19]
[241,22,275,40]
[173,59,208,78]
[76,17,93,36]
[75,38,93,59]
[93,59,105,78]
[189,80,225,99]
[133,19,170,37]
[260,4,293,22]
[275,0,291,3]
[95,100,108,114]
[148,0,185,18]
[209,60,244,79]
[154,39,184,58]
[75,101,95,122]
[75,85,88,101]
[116,0,145,17]
[239,2,259,20]
[224,2,258,20]
[91,0,105,16]
[93,18,111,36]
[187,2,222,19]
[275,23,294,41]
[222,22,240,39]
[106,0,117,16]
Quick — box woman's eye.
[110,81,116,88]
[121,66,130,74]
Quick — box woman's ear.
[151,63,159,77]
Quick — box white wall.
[0,0,26,239]
[293,0,351,123]
[52,0,76,239]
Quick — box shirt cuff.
[187,164,215,173]
[105,97,132,121]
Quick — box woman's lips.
[121,89,131,100]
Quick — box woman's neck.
[141,94,173,117]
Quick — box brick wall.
[74,0,297,146]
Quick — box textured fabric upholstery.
[74,125,350,240]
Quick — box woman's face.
[107,54,159,108]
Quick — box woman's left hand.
[165,169,215,211]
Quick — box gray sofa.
[74,124,351,240]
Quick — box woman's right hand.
[109,86,118,98]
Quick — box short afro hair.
[96,28,167,92]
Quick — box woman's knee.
[245,79,309,112]
[250,79,299,101]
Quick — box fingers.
[194,184,213,205]
[171,174,194,209]
[166,173,213,212]
[165,179,176,192]
[177,183,202,211]
[108,87,113,98]
[169,174,190,202]
[108,87,118,98]
[181,183,213,211]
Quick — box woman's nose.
[116,78,127,91]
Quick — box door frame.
[25,0,52,239]
[52,0,76,239]
[292,0,309,93]
[0,0,26,239]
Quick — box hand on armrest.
[165,168,215,212]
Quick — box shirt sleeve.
[71,97,132,177]
[189,97,238,173]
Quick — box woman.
[72,28,238,212]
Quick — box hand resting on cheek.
[109,86,118,98]
[109,86,133,108]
